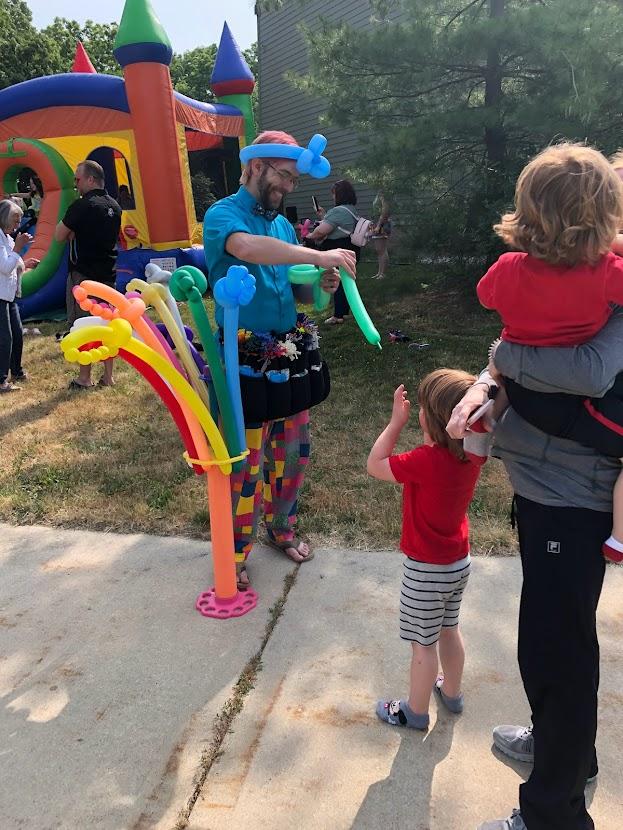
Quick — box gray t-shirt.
[492,309,623,512]
[323,204,357,240]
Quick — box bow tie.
[253,204,279,221]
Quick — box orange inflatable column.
[113,0,191,249]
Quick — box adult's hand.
[319,268,339,294]
[316,248,356,278]
[14,232,32,253]
[24,257,40,269]
[446,384,489,439]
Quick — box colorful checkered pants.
[230,410,311,562]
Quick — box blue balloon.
[213,265,257,450]
[214,264,256,308]
[239,134,331,179]
[297,134,331,178]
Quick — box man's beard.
[258,169,285,212]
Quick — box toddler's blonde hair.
[494,143,623,266]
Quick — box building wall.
[257,1,405,225]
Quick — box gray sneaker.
[478,808,526,830]
[492,725,598,784]
[492,725,534,762]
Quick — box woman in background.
[307,179,361,325]
[0,199,39,392]
[371,192,392,280]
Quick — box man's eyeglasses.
[265,162,299,190]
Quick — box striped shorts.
[399,554,471,645]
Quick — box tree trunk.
[484,0,506,166]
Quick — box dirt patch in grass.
[1,262,515,553]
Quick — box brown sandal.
[236,564,251,592]
[266,535,315,563]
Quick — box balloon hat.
[239,133,331,178]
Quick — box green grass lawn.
[0,260,516,553]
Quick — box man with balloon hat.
[203,131,356,589]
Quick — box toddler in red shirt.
[477,143,623,562]
[368,369,485,730]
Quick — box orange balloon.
[205,467,237,599]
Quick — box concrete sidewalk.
[0,523,296,829]
[189,551,623,830]
[1,525,622,829]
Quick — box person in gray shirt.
[446,307,623,830]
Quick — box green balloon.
[287,265,330,310]
[169,266,244,471]
[339,268,382,349]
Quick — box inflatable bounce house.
[0,0,256,319]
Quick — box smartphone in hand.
[312,195,320,213]
[466,399,494,428]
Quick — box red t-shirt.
[477,251,623,346]
[388,444,484,565]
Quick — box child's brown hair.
[494,142,623,267]
[417,368,477,461]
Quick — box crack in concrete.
[173,567,299,829]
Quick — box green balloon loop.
[287,264,331,310]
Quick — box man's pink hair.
[253,130,298,146]
[240,131,299,183]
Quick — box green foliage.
[40,17,120,75]
[243,43,260,124]
[171,44,218,101]
[190,170,217,220]
[0,0,62,87]
[289,0,623,264]
[0,3,257,104]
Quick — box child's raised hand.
[391,384,411,428]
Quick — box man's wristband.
[472,379,498,399]
[472,380,490,392]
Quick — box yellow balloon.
[127,279,212,412]
[61,319,232,474]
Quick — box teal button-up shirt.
[203,186,299,333]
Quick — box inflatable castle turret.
[71,42,97,74]
[210,23,256,148]
[0,0,256,318]
[113,0,191,249]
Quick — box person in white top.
[0,199,39,392]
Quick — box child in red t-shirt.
[477,143,623,562]
[368,369,485,730]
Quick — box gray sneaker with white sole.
[478,808,526,830]
[492,725,598,784]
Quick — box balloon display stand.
[196,586,259,619]
[61,266,258,621]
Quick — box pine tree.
[289,0,623,261]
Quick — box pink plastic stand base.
[195,586,258,619]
